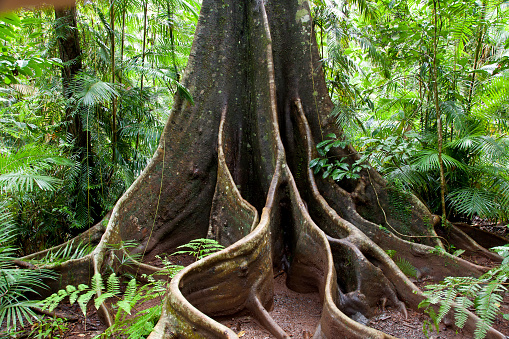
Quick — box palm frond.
[0,143,72,193]
[0,203,55,331]
[74,73,118,107]
[448,187,500,219]
[412,149,465,172]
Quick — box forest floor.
[28,267,509,339]
[11,228,509,339]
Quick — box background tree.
[0,0,198,249]
[313,0,509,224]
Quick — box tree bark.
[26,1,506,338]
[55,5,86,152]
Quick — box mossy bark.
[22,0,506,338]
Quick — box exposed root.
[294,95,506,338]
[246,293,288,339]
[31,306,78,321]
[436,221,504,262]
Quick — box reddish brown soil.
[147,253,196,268]
[58,304,106,338]
[217,270,509,339]
[217,272,322,338]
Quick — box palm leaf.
[412,149,465,172]
[448,188,500,219]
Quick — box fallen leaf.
[237,330,246,337]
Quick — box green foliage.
[39,238,222,338]
[430,245,465,257]
[154,254,185,278]
[0,141,78,252]
[0,203,55,334]
[0,0,200,252]
[29,240,94,266]
[385,250,418,278]
[395,258,418,278]
[28,317,68,339]
[0,143,72,193]
[312,0,509,223]
[310,133,370,181]
[421,306,440,338]
[0,12,61,85]
[173,238,225,261]
[419,244,509,339]
[385,249,396,258]
[42,271,164,339]
[41,271,165,339]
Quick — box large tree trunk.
[24,0,505,338]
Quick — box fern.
[473,283,505,339]
[173,238,224,261]
[420,244,509,339]
[42,273,121,315]
[41,238,222,337]
[395,258,418,278]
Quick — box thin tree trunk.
[110,0,117,162]
[140,0,148,90]
[135,0,148,153]
[433,0,447,223]
[467,0,487,114]
[120,5,125,83]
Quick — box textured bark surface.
[55,6,87,150]
[22,0,507,338]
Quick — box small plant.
[309,133,370,181]
[106,240,142,268]
[29,240,94,266]
[385,249,396,258]
[429,245,465,257]
[385,250,418,278]
[421,307,440,338]
[419,244,509,339]
[154,254,185,278]
[378,224,390,234]
[0,203,55,334]
[42,272,160,339]
[395,258,418,278]
[173,238,225,261]
[40,238,224,339]
[29,317,68,339]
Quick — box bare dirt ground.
[218,270,509,339]
[217,272,322,338]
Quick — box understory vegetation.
[2,0,509,337]
[313,0,509,223]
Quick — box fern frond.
[106,273,121,295]
[124,304,162,339]
[77,290,95,316]
[437,287,456,324]
[454,296,473,328]
[395,258,418,278]
[474,283,505,339]
[117,278,138,315]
